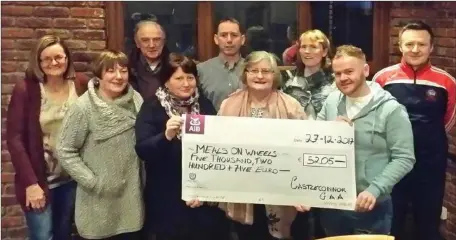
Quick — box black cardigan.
[135,94,227,234]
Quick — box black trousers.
[234,204,317,240]
[232,205,325,240]
[155,230,226,240]
[290,209,326,240]
[149,208,231,240]
[151,220,230,240]
[233,205,275,240]
[391,163,446,240]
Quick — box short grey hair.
[240,51,282,88]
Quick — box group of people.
[6,15,455,240]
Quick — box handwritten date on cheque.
[295,134,354,145]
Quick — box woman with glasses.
[6,35,89,240]
[217,51,307,240]
[281,29,336,240]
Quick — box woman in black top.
[282,29,335,240]
[134,53,230,240]
[282,29,335,121]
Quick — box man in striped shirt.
[373,20,456,240]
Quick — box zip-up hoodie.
[317,81,416,200]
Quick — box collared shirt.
[140,53,162,74]
[130,54,163,100]
[197,55,244,111]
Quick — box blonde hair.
[333,45,366,62]
[240,51,282,89]
[25,35,75,82]
[296,29,332,71]
[90,50,129,79]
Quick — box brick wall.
[1,1,456,239]
[389,1,456,239]
[1,1,106,239]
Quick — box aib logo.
[185,114,205,134]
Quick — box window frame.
[105,2,391,74]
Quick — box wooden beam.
[371,1,392,75]
[105,2,125,51]
[197,2,214,61]
[297,2,312,34]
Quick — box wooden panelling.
[297,2,312,34]
[105,1,124,51]
[104,1,391,70]
[197,2,214,61]
[370,1,392,76]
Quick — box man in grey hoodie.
[295,45,416,236]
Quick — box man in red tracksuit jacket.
[373,20,456,240]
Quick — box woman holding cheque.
[217,51,308,240]
[134,53,230,240]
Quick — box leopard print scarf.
[156,86,201,139]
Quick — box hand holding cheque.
[294,117,375,213]
[165,115,183,141]
[165,115,203,208]
[181,114,360,211]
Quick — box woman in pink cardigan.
[218,51,308,240]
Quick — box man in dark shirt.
[374,20,456,240]
[129,19,170,100]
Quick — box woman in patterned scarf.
[217,51,308,240]
[282,29,336,240]
[282,29,336,121]
[134,53,230,240]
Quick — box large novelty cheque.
[181,114,357,210]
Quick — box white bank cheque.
[181,114,357,210]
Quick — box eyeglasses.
[246,69,274,76]
[40,55,67,66]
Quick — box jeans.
[25,181,77,240]
[319,196,393,236]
